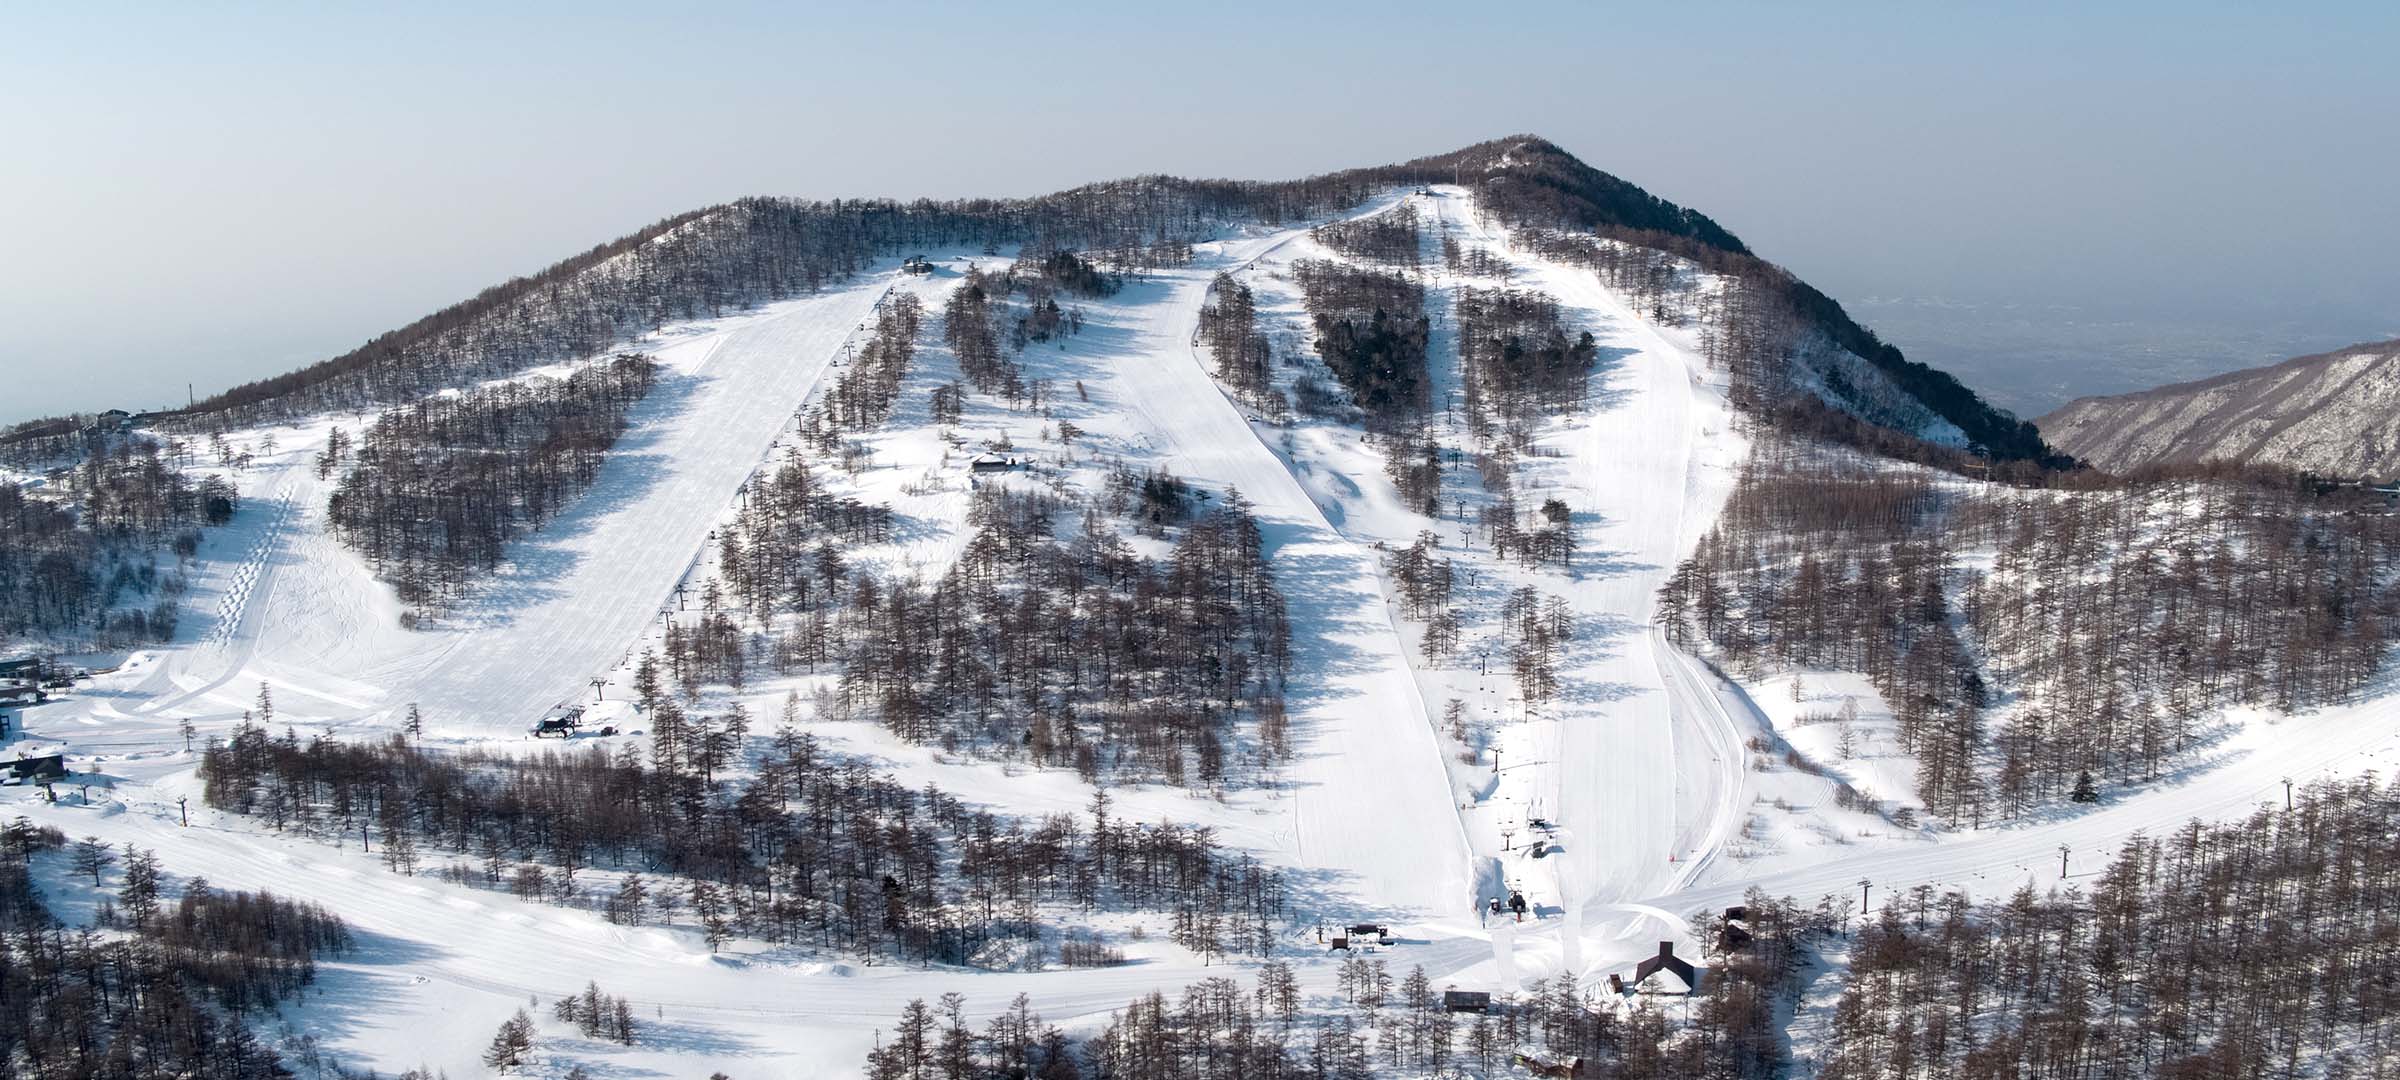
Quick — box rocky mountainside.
[2037,338,2400,478]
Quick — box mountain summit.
[119,136,2049,466]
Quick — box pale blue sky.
[4,2,2395,421]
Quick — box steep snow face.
[1790,334,1970,448]
[2038,338,2400,478]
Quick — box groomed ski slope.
[1094,203,1474,918]
[85,278,895,746]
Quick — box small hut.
[1442,990,1492,1014]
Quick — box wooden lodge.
[1442,990,1492,1014]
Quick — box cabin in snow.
[1627,941,1699,995]
[1442,990,1492,1014]
[900,255,933,275]
[2,754,66,784]
[1716,905,1756,953]
[969,453,1022,475]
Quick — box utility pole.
[177,796,189,827]
[2058,844,2071,879]
[591,677,607,702]
[2282,776,2293,810]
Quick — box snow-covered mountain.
[5,137,2390,1079]
[2037,337,2400,478]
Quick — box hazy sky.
[5,2,2395,422]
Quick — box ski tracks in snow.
[205,473,299,649]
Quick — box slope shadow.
[1574,342,1642,416]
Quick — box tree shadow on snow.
[1578,343,1642,416]
[436,372,704,628]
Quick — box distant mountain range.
[2037,338,2400,479]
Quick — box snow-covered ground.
[10,191,2396,1077]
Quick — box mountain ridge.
[2036,337,2400,478]
[12,135,2054,465]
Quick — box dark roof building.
[1632,941,1698,995]
[1442,990,1491,1013]
[3,755,66,783]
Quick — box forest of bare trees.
[199,718,1285,968]
[1820,774,2400,1080]
[326,354,657,606]
[1455,287,1600,448]
[0,438,234,646]
[1657,443,2400,820]
[0,817,351,1077]
[941,249,1109,378]
[1311,204,1420,265]
[680,465,1293,790]
[1292,260,1430,432]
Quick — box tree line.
[155,165,1419,432]
[822,293,925,432]
[1197,273,1278,414]
[198,715,1285,968]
